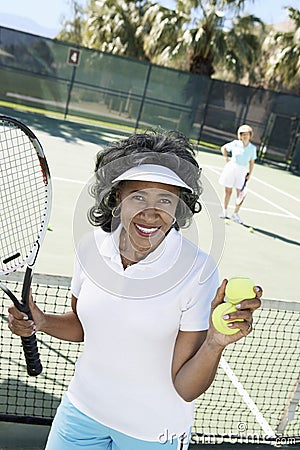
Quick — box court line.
[226,206,292,218]
[54,175,299,220]
[252,176,300,203]
[220,356,276,438]
[53,176,86,185]
[248,189,300,222]
[203,164,300,203]
[204,201,293,218]
[205,167,300,222]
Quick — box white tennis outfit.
[64,225,218,445]
[219,140,257,189]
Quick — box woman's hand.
[207,279,262,348]
[8,293,84,342]
[8,290,45,337]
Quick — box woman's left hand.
[207,279,262,347]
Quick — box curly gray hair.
[88,130,202,232]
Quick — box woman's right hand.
[8,291,45,337]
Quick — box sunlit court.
[0,1,300,448]
[0,111,299,449]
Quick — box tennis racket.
[236,173,249,206]
[0,115,52,376]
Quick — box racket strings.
[0,122,49,272]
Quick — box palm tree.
[56,0,264,84]
[81,0,182,62]
[263,7,300,93]
[141,3,187,65]
[56,0,85,45]
[81,0,149,60]
[156,0,265,81]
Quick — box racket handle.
[19,267,42,376]
[21,334,43,376]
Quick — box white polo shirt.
[67,226,219,441]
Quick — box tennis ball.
[47,225,53,231]
[249,227,254,233]
[225,277,255,305]
[212,303,242,335]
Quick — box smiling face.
[116,180,179,258]
[240,131,251,146]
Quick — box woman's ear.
[115,189,121,205]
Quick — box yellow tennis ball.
[225,277,255,305]
[249,227,254,233]
[212,303,242,335]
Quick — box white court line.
[203,163,299,203]
[54,173,300,221]
[205,202,291,218]
[53,176,86,185]
[248,189,300,221]
[220,356,276,438]
[252,175,300,203]
[205,166,300,222]
[238,208,293,218]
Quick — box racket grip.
[21,334,43,376]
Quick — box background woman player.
[8,130,262,450]
[219,124,257,224]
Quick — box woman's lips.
[134,223,161,237]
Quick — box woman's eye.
[132,195,145,201]
[159,198,172,204]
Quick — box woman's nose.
[139,207,159,222]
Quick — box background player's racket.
[236,173,249,206]
[0,115,52,376]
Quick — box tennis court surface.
[0,108,299,449]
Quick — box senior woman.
[8,130,261,450]
[219,124,257,223]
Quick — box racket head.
[236,184,247,205]
[235,174,248,206]
[0,115,52,275]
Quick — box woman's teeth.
[135,224,159,234]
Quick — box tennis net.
[0,273,299,445]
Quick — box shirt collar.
[96,225,182,276]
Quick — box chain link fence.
[0,26,299,171]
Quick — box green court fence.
[0,273,299,446]
[0,26,300,171]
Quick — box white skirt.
[219,161,248,189]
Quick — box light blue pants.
[45,395,189,450]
